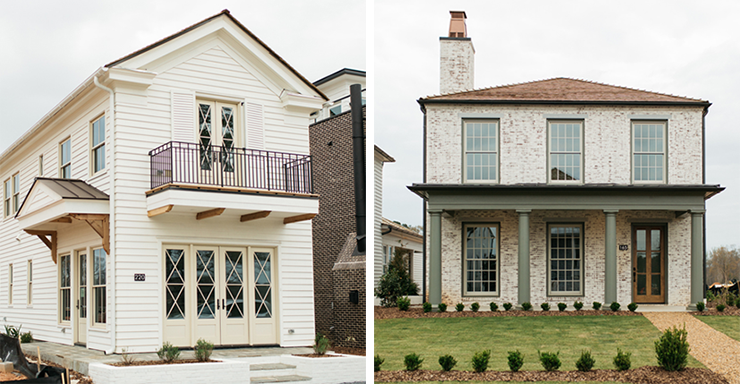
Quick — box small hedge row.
[423,301,639,312]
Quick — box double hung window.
[91,116,105,173]
[548,121,582,182]
[59,255,71,322]
[93,248,106,324]
[463,224,499,295]
[59,139,71,179]
[27,260,32,305]
[632,121,666,183]
[463,120,498,182]
[547,224,584,296]
[4,174,19,218]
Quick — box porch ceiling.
[409,183,724,212]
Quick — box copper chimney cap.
[448,11,467,38]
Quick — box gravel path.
[643,312,740,384]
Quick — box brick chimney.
[440,11,475,94]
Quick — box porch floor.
[20,341,313,376]
[635,305,690,312]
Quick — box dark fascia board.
[439,37,472,41]
[313,68,366,86]
[417,98,712,108]
[308,105,365,127]
[105,10,328,101]
[408,183,725,200]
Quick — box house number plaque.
[618,245,628,251]
[134,273,146,282]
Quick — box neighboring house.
[311,68,366,123]
[373,145,395,289]
[381,218,423,290]
[409,11,724,310]
[309,71,366,348]
[0,10,328,353]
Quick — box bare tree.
[707,246,740,284]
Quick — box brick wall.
[440,38,475,94]
[332,266,365,348]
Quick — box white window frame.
[463,119,499,183]
[39,155,43,177]
[11,173,19,215]
[27,260,32,306]
[90,115,106,175]
[3,178,9,218]
[547,223,585,296]
[8,264,12,305]
[59,254,71,324]
[548,120,583,183]
[462,223,500,297]
[92,248,106,326]
[59,138,71,179]
[632,121,667,184]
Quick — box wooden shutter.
[171,91,195,142]
[246,102,264,150]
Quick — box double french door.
[632,226,665,303]
[163,245,277,347]
[196,100,241,186]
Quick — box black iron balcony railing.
[149,141,313,194]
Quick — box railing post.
[266,154,271,191]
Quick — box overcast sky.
[375,0,740,251]
[0,0,365,155]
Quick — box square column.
[691,211,705,305]
[429,209,443,305]
[604,210,618,304]
[517,210,531,305]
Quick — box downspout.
[93,70,116,354]
[420,101,427,302]
[702,107,707,298]
[350,84,366,253]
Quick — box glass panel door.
[196,250,216,319]
[633,226,665,303]
[75,252,87,345]
[254,252,272,318]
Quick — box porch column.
[517,210,531,305]
[691,211,705,305]
[429,209,443,306]
[604,210,618,304]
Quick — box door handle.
[216,300,220,310]
[633,268,636,282]
[222,299,225,309]
[76,300,80,310]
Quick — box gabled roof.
[420,77,710,106]
[16,178,108,218]
[313,68,366,86]
[382,217,422,242]
[106,9,327,101]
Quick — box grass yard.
[375,316,704,372]
[391,382,625,384]
[694,315,740,342]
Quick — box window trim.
[11,173,19,215]
[461,222,501,297]
[462,119,500,184]
[90,115,106,175]
[547,120,584,184]
[546,223,585,297]
[59,138,71,179]
[92,247,107,326]
[631,120,667,184]
[3,178,10,219]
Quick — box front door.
[74,251,87,345]
[633,226,665,303]
[196,101,240,186]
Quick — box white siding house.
[0,10,326,353]
[373,146,394,288]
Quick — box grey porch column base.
[604,210,618,304]
[429,209,443,305]
[690,211,704,305]
[517,210,531,305]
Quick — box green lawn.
[375,316,703,372]
[695,315,740,341]
[391,382,625,384]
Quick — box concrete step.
[251,363,297,371]
[251,374,311,383]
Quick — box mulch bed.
[109,358,219,366]
[375,366,728,384]
[332,346,366,356]
[375,306,643,320]
[691,303,740,316]
[24,353,91,384]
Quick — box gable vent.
[246,102,265,150]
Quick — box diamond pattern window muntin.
[254,251,272,318]
[196,250,216,319]
[224,251,244,319]
[198,103,213,171]
[165,249,186,320]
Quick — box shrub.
[557,302,567,312]
[194,338,214,361]
[471,302,480,312]
[628,302,638,312]
[696,301,705,312]
[423,302,432,313]
[655,325,690,371]
[706,290,716,302]
[438,354,457,371]
[438,303,447,312]
[736,299,740,309]
[19,331,33,344]
[610,302,621,312]
[503,303,513,311]
[456,303,465,312]
[507,350,524,372]
[717,304,726,312]
[314,333,330,355]
[574,301,584,311]
[120,347,136,366]
[592,301,602,310]
[521,302,533,311]
[613,349,631,371]
[490,302,498,311]
[471,350,491,372]
[404,353,424,371]
[397,296,411,311]
[538,351,561,371]
[575,350,595,372]
[374,250,419,307]
[157,342,180,363]
[374,355,384,372]
[540,302,550,311]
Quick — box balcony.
[146,141,318,222]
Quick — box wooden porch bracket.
[50,217,72,223]
[69,214,110,254]
[196,208,225,220]
[148,205,174,218]
[283,213,317,225]
[240,211,271,222]
[24,230,57,264]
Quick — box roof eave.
[417,98,711,108]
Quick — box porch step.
[251,363,296,371]
[250,374,311,383]
[636,305,688,312]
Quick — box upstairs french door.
[196,100,240,185]
[632,226,665,303]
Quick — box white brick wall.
[440,39,475,95]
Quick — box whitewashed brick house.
[409,11,724,309]
[0,10,327,353]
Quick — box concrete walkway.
[643,312,740,384]
[20,341,314,376]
